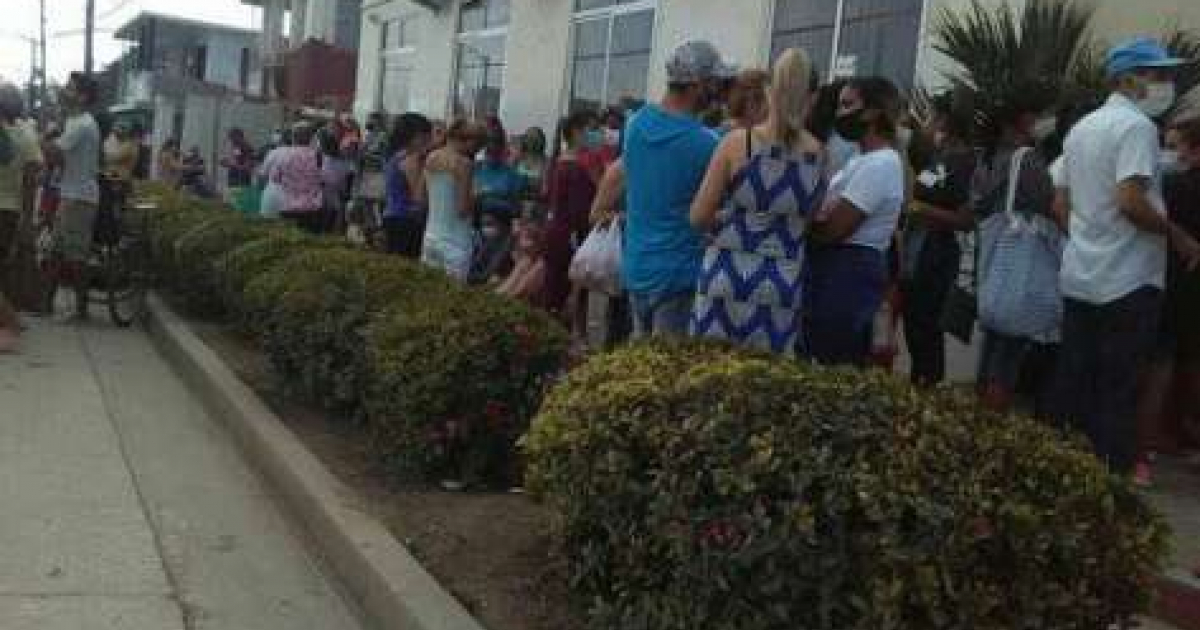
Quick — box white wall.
[646,0,774,103]
[501,0,572,136]
[203,31,259,93]
[356,0,458,121]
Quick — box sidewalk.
[0,319,366,629]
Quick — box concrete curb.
[144,294,486,630]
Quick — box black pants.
[383,213,426,259]
[901,234,959,385]
[1052,286,1162,473]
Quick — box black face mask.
[834,110,868,143]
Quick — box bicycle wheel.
[102,241,147,327]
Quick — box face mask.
[1137,81,1176,118]
[1033,116,1058,142]
[834,111,868,143]
[896,127,914,153]
[1161,149,1183,174]
[604,128,621,147]
[584,129,604,149]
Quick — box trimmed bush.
[524,339,1169,630]
[366,289,569,484]
[137,184,570,484]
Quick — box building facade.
[245,0,362,105]
[353,0,1200,134]
[114,11,263,104]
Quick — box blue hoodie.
[622,104,719,296]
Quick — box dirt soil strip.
[146,294,582,630]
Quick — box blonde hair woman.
[689,48,826,355]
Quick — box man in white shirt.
[1054,38,1200,474]
[42,72,101,320]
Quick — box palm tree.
[933,0,1097,135]
[935,0,1200,128]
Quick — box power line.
[96,0,135,24]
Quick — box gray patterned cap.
[666,40,737,84]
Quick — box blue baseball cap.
[1106,37,1185,78]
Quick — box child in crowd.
[496,217,547,307]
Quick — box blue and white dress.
[691,135,826,354]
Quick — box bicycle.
[37,181,152,327]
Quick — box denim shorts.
[630,291,694,338]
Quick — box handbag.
[977,147,1064,339]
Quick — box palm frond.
[934,0,1099,137]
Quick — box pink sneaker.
[1133,460,1153,488]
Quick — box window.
[453,0,510,119]
[239,47,251,92]
[568,0,655,114]
[382,15,418,51]
[379,15,419,114]
[770,0,924,89]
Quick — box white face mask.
[1138,81,1176,118]
[1032,116,1058,142]
[1161,149,1183,174]
[896,127,914,153]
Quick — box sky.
[0,0,261,85]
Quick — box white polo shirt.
[1060,93,1167,305]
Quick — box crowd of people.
[133,36,1200,492]
[1,34,1198,505]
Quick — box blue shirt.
[475,160,525,219]
[622,104,719,295]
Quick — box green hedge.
[524,339,1169,630]
[139,186,569,484]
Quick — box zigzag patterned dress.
[691,138,826,354]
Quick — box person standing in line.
[623,40,736,337]
[720,69,770,135]
[809,80,858,176]
[1134,119,1200,485]
[544,111,600,319]
[423,120,483,281]
[1054,38,1200,475]
[806,77,906,366]
[900,95,975,386]
[689,48,824,355]
[972,95,1061,412]
[0,82,42,351]
[513,127,549,199]
[220,127,255,191]
[156,138,183,188]
[270,123,325,233]
[41,72,101,321]
[382,113,433,258]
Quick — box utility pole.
[84,0,95,74]
[38,0,46,123]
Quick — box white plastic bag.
[569,222,623,294]
[592,221,623,295]
[568,226,604,286]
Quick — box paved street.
[0,319,366,630]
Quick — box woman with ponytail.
[689,48,826,355]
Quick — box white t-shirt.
[56,112,101,204]
[828,148,905,250]
[1060,93,1167,305]
[1049,156,1065,189]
